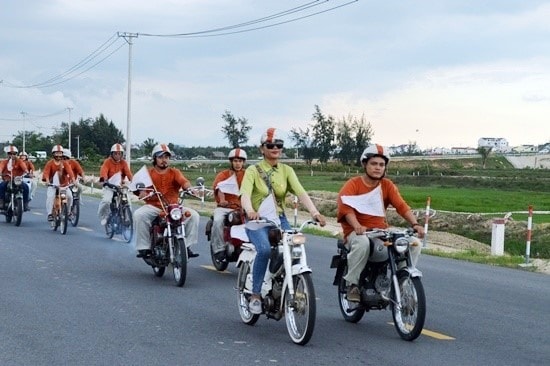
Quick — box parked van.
[35,151,47,159]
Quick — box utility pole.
[118,32,139,167]
[67,107,73,153]
[76,135,80,160]
[20,111,27,152]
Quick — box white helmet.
[63,148,72,158]
[260,127,283,145]
[110,143,124,153]
[51,144,64,154]
[152,143,172,158]
[19,151,28,158]
[360,144,391,164]
[4,145,18,154]
[228,148,247,160]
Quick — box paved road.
[1,189,549,365]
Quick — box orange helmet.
[360,144,391,164]
[152,143,171,158]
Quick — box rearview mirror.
[196,177,205,186]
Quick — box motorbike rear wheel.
[59,203,68,235]
[172,238,188,287]
[70,199,80,227]
[14,197,23,227]
[391,274,426,341]
[210,244,229,272]
[337,263,365,323]
[120,205,133,243]
[5,201,13,223]
[285,272,316,345]
[237,261,259,325]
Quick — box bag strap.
[255,164,283,211]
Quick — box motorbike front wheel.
[59,203,68,235]
[172,238,188,287]
[153,265,166,277]
[237,261,260,325]
[70,199,80,227]
[210,243,229,272]
[337,263,365,323]
[391,275,426,341]
[120,205,133,243]
[14,197,23,227]
[284,272,316,345]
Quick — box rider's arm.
[297,192,326,226]
[344,212,366,234]
[240,193,258,220]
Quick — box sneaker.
[187,248,199,258]
[47,214,54,222]
[100,218,107,226]
[347,285,361,303]
[248,297,262,315]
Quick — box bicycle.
[103,182,133,242]
[48,183,71,235]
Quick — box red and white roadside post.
[293,195,298,228]
[422,196,431,248]
[525,205,533,265]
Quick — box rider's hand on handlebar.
[413,224,425,239]
[353,224,366,235]
[246,210,260,221]
[313,213,327,227]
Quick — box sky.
[1,0,549,153]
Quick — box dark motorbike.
[137,184,191,287]
[205,203,246,271]
[69,178,81,227]
[103,182,133,242]
[331,227,426,341]
[1,173,25,226]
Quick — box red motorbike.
[205,203,246,271]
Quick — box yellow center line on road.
[388,322,455,340]
[201,265,232,274]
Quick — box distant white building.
[451,147,478,154]
[478,137,510,153]
[512,145,537,153]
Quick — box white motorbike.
[236,218,319,345]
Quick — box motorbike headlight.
[71,185,79,193]
[170,207,183,221]
[394,237,409,254]
[291,233,306,246]
[14,176,23,185]
[291,246,303,258]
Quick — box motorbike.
[22,174,34,202]
[69,178,81,227]
[236,218,319,345]
[330,227,426,341]
[48,183,72,235]
[1,173,25,226]
[136,184,196,287]
[103,182,133,242]
[205,202,245,271]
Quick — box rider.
[133,143,200,259]
[210,148,247,262]
[0,145,30,211]
[18,151,36,201]
[240,128,327,314]
[337,143,424,302]
[98,143,133,226]
[63,149,85,182]
[42,144,75,221]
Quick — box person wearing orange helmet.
[337,143,424,302]
[19,151,37,202]
[42,144,75,220]
[0,145,30,211]
[210,148,247,262]
[98,143,133,226]
[133,143,200,259]
[240,128,326,314]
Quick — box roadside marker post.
[522,205,534,266]
[423,196,431,248]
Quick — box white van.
[35,151,47,159]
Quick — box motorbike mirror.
[196,177,205,186]
[135,182,145,189]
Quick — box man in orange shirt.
[0,145,30,211]
[337,144,424,302]
[18,151,36,201]
[210,148,247,262]
[42,145,75,221]
[98,143,133,226]
[63,149,84,181]
[133,144,200,258]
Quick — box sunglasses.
[264,143,284,150]
[7,152,16,155]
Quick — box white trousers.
[133,204,200,252]
[343,231,421,286]
[46,186,73,216]
[97,187,114,221]
[211,207,232,254]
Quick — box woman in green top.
[240,127,326,314]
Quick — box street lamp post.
[76,135,80,160]
[67,107,73,153]
[20,111,27,152]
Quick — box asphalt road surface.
[1,188,549,365]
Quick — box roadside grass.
[423,249,532,271]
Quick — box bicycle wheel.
[105,213,115,239]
